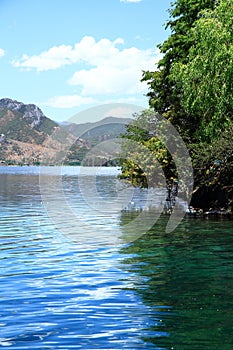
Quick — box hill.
[0,99,132,166]
[62,116,132,142]
[0,99,76,165]
[61,116,133,166]
[0,98,56,133]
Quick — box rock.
[0,98,45,127]
[186,206,203,217]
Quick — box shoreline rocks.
[186,206,232,218]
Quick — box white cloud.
[120,0,143,3]
[12,36,124,72]
[0,48,5,57]
[12,36,162,100]
[45,95,96,108]
[69,65,145,95]
[12,45,74,71]
[68,45,161,96]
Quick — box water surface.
[0,166,232,349]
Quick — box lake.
[0,166,233,349]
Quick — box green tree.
[121,0,233,211]
[120,109,177,188]
[171,0,233,141]
[190,125,233,210]
[142,0,215,140]
[169,0,233,209]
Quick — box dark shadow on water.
[119,215,233,349]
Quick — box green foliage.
[191,126,233,191]
[122,0,232,210]
[142,0,215,139]
[120,110,177,188]
[171,0,233,141]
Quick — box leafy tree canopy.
[120,109,177,188]
[142,0,215,140]
[121,0,233,211]
[171,0,233,141]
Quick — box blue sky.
[0,0,171,123]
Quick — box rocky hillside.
[0,98,77,165]
[0,98,132,166]
[0,98,46,127]
[0,98,57,133]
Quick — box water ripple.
[1,167,232,349]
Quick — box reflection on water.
[0,166,233,349]
[121,218,233,349]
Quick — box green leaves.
[142,0,215,134]
[123,0,232,210]
[120,110,177,188]
[171,1,233,141]
[191,126,233,194]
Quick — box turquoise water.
[0,166,232,349]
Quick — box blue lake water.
[0,166,233,349]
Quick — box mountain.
[0,98,133,166]
[0,98,56,132]
[0,98,76,165]
[61,116,133,166]
[0,109,52,145]
[62,116,132,142]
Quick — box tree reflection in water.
[120,214,233,349]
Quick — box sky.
[0,0,172,123]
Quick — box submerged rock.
[185,206,203,217]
